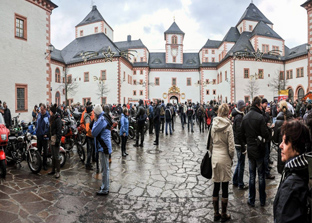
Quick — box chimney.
[127,35,131,42]
[92,5,97,11]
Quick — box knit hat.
[50,105,57,114]
[262,98,268,104]
[86,106,93,114]
[93,104,103,115]
[237,100,246,111]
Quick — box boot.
[221,198,231,222]
[213,197,221,221]
[48,158,55,175]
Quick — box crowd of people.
[1,96,312,222]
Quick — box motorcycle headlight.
[1,134,7,140]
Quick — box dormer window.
[172,36,177,44]
[80,30,83,37]
[95,27,98,33]
[249,25,253,31]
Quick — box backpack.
[165,108,171,120]
[187,106,193,117]
[197,109,203,118]
[138,113,147,125]
[160,106,165,116]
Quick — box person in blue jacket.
[92,104,112,196]
[119,108,129,157]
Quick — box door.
[170,96,178,104]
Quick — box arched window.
[288,88,294,102]
[172,36,177,44]
[55,91,60,105]
[297,88,304,100]
[55,68,60,83]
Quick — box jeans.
[233,146,246,187]
[86,136,94,166]
[165,121,172,135]
[198,117,204,132]
[154,121,160,144]
[180,114,185,129]
[160,117,165,132]
[248,157,266,205]
[99,152,110,192]
[135,124,144,145]
[37,136,48,167]
[264,141,271,176]
[121,135,127,154]
[51,144,60,172]
[272,117,277,124]
[187,116,193,131]
[149,118,154,134]
[171,115,175,131]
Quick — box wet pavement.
[0,120,280,222]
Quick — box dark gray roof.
[46,0,58,8]
[301,0,312,7]
[222,27,240,42]
[164,22,185,39]
[284,43,308,60]
[228,32,254,54]
[149,53,199,69]
[51,48,64,63]
[114,39,147,51]
[251,21,283,40]
[76,5,110,28]
[200,62,219,68]
[202,39,222,49]
[133,62,149,67]
[60,33,120,65]
[237,3,273,26]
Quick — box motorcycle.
[61,117,85,162]
[0,114,9,178]
[128,117,148,140]
[72,111,86,146]
[111,122,120,145]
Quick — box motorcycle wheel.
[27,150,42,174]
[0,160,6,178]
[77,144,85,162]
[59,152,67,168]
[80,133,86,146]
[129,128,135,139]
[112,131,121,144]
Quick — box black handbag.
[200,126,212,179]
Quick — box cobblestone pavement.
[0,120,280,222]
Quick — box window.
[240,27,242,33]
[225,71,227,81]
[205,50,208,54]
[258,69,264,79]
[15,84,28,112]
[172,36,177,44]
[101,97,107,105]
[213,79,216,85]
[84,72,89,82]
[301,68,304,77]
[83,98,91,106]
[187,78,191,86]
[172,78,177,86]
[134,57,137,62]
[55,92,60,105]
[55,68,60,83]
[95,27,98,33]
[187,99,192,104]
[249,25,253,31]
[155,78,160,86]
[173,56,176,62]
[140,90,143,96]
[133,80,137,85]
[123,72,126,81]
[296,67,304,77]
[212,57,215,62]
[205,57,208,62]
[63,77,65,83]
[206,90,210,95]
[63,89,65,94]
[139,79,143,85]
[279,71,284,80]
[140,57,144,62]
[212,50,215,54]
[101,70,106,80]
[244,68,249,79]
[287,70,293,79]
[272,46,279,51]
[140,70,143,75]
[105,28,107,34]
[213,90,216,95]
[133,90,137,96]
[220,72,222,83]
[80,30,83,37]
[134,70,136,75]
[262,44,269,53]
[15,14,27,40]
[206,79,209,84]
[217,74,219,84]
[244,96,250,103]
[67,75,72,84]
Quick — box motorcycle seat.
[9,136,17,141]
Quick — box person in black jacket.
[3,102,11,129]
[232,100,248,190]
[153,100,161,146]
[134,100,146,147]
[274,120,310,223]
[48,104,62,178]
[240,96,270,207]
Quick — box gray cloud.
[143,26,151,34]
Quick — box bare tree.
[96,81,109,103]
[63,68,78,106]
[245,79,259,100]
[270,70,287,95]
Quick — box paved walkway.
[0,120,280,222]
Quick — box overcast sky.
[51,0,308,52]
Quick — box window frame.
[84,72,89,82]
[155,77,160,86]
[80,30,83,37]
[186,78,192,86]
[133,90,137,96]
[15,13,27,40]
[94,27,98,33]
[82,98,91,106]
[67,75,72,84]
[172,77,177,86]
[139,90,143,96]
[258,69,264,79]
[206,90,210,95]
[15,83,28,112]
[100,70,107,81]
[244,68,250,79]
[262,44,269,53]
[101,97,107,105]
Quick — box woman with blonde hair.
[209,103,234,222]
[273,100,293,173]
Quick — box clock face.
[171,48,178,57]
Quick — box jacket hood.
[231,107,244,117]
[285,154,309,170]
[277,110,293,120]
[212,117,231,132]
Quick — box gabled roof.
[164,22,185,39]
[237,3,273,26]
[51,48,64,63]
[222,27,240,42]
[202,39,222,49]
[76,5,109,28]
[114,39,147,51]
[284,43,308,60]
[251,21,283,40]
[60,33,120,65]
[149,53,199,69]
[228,32,254,54]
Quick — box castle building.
[1,0,312,121]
